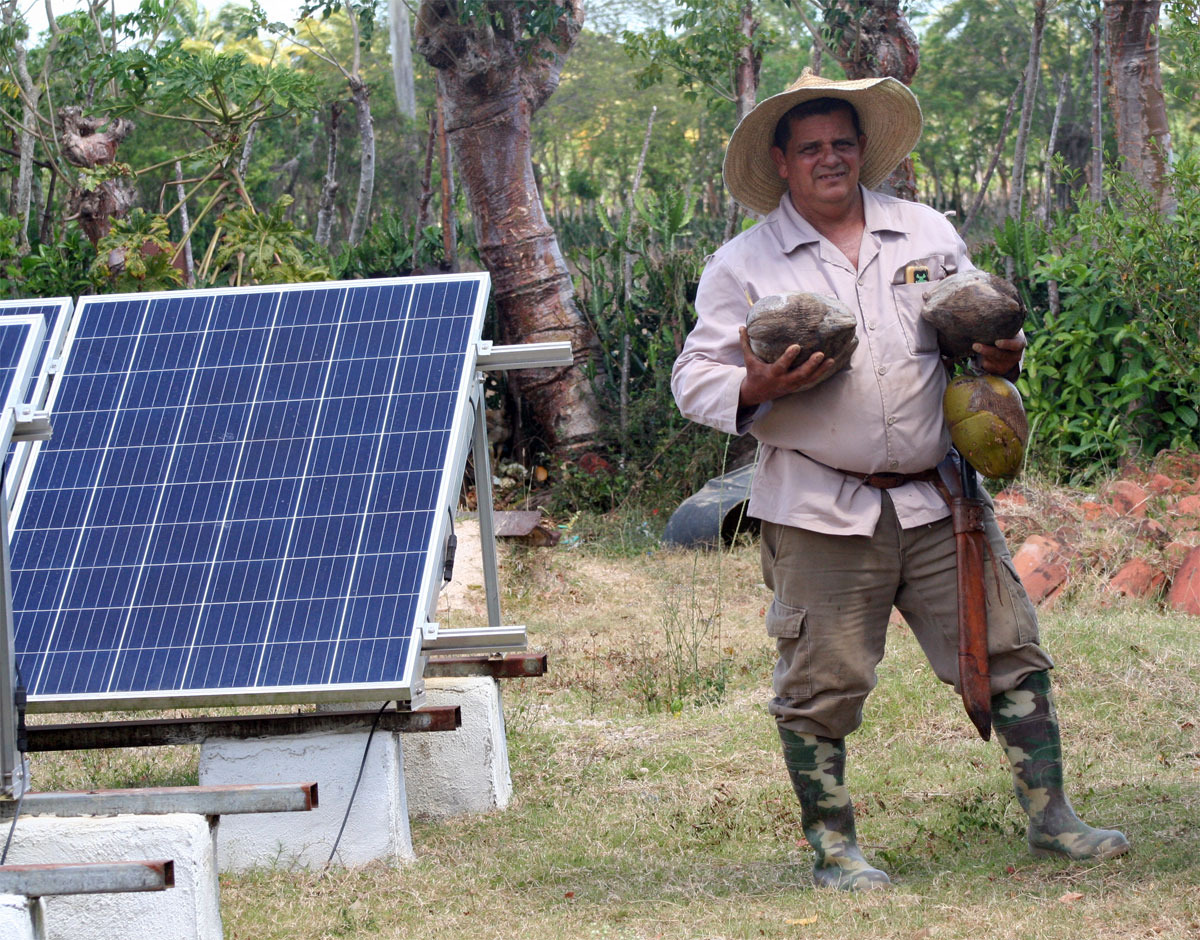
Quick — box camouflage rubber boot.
[779,729,891,890]
[992,671,1130,861]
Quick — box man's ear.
[770,145,788,179]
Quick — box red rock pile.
[992,450,1200,615]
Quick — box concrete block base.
[198,729,412,871]
[4,815,219,940]
[0,895,43,940]
[402,676,512,818]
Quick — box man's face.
[770,108,866,216]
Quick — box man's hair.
[772,97,863,151]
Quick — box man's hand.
[973,331,1026,379]
[738,326,841,407]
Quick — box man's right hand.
[738,326,841,407]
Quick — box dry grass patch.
[20,533,1200,939]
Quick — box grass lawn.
[30,539,1200,939]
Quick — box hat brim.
[723,75,923,215]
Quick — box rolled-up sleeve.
[671,255,766,435]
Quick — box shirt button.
[867,321,877,330]
[889,460,899,470]
[877,365,888,375]
[887,416,897,426]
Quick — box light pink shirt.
[671,188,975,536]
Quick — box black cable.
[0,783,24,865]
[324,701,390,869]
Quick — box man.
[671,70,1128,890]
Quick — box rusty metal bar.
[425,652,547,680]
[4,783,318,818]
[25,705,461,751]
[0,860,174,896]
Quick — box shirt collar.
[772,186,914,254]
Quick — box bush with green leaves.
[0,215,94,301]
[999,153,1200,478]
[553,185,737,514]
[331,211,445,280]
[90,209,185,293]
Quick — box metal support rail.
[0,783,318,818]
[0,860,173,896]
[425,652,547,680]
[24,706,461,752]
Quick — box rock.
[1107,558,1166,600]
[1164,541,1195,571]
[1168,494,1200,518]
[1106,480,1149,517]
[1079,500,1117,522]
[1147,473,1177,496]
[919,270,1025,360]
[1012,535,1070,605]
[1166,547,1200,616]
[943,374,1029,479]
[994,489,1027,506]
[745,291,858,382]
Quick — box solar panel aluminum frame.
[0,298,74,513]
[13,275,492,713]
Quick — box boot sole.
[1029,841,1131,861]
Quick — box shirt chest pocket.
[892,281,941,355]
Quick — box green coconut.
[745,291,858,384]
[943,373,1029,479]
[920,270,1025,360]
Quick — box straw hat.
[723,68,923,214]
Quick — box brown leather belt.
[835,466,943,489]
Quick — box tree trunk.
[436,91,457,270]
[1104,0,1172,211]
[1091,18,1105,201]
[315,101,342,248]
[389,0,417,121]
[1009,0,1047,224]
[58,107,136,244]
[9,26,39,252]
[175,161,195,286]
[415,108,436,261]
[831,0,920,200]
[416,0,601,455]
[346,78,375,245]
[724,1,761,240]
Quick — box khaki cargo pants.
[761,491,1053,739]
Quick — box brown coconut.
[943,373,1029,479]
[920,270,1024,360]
[745,292,858,381]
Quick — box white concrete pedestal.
[198,729,412,871]
[4,815,219,940]
[402,676,512,819]
[0,896,43,940]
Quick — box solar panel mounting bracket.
[11,406,51,443]
[475,341,574,372]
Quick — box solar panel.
[0,298,73,409]
[10,276,489,711]
[0,299,72,508]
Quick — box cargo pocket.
[765,598,811,701]
[989,551,1041,646]
[764,598,806,638]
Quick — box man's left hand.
[973,331,1025,379]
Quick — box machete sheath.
[936,453,992,741]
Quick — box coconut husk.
[745,292,858,382]
[920,270,1024,360]
[943,373,1029,479]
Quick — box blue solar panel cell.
[11,276,488,708]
